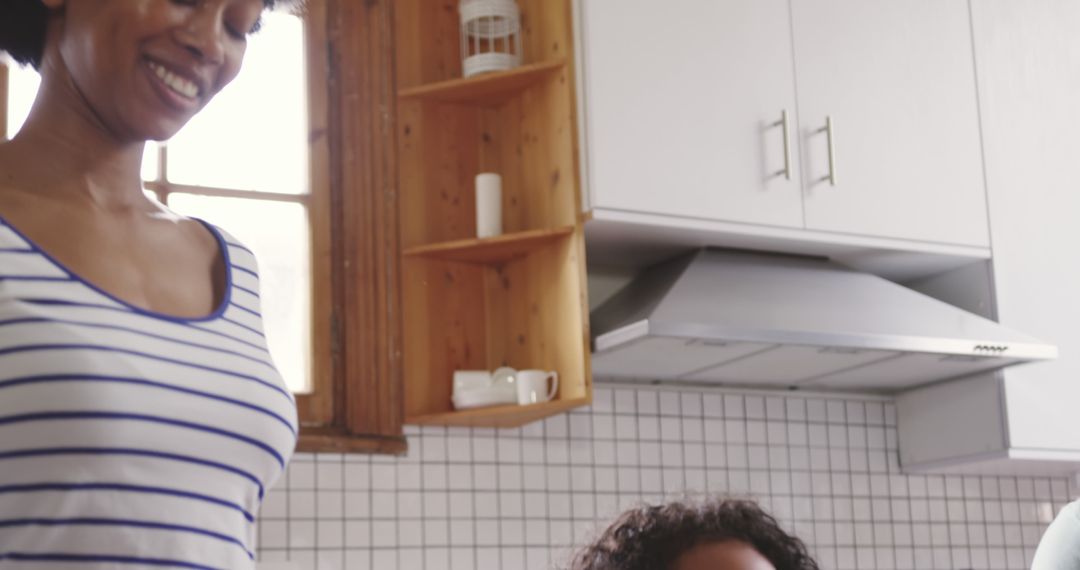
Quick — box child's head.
[571,498,819,570]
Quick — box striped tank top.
[0,215,298,569]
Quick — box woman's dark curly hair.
[1,0,298,69]
[571,498,819,570]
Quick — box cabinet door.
[971,0,1080,453]
[792,1,990,247]
[580,0,803,228]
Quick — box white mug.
[516,369,559,405]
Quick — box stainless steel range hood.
[590,249,1057,391]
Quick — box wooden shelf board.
[397,59,567,105]
[403,226,574,264]
[406,397,591,428]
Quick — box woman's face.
[42,0,265,142]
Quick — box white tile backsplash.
[258,384,1074,569]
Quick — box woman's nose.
[175,7,227,64]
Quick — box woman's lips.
[143,58,202,113]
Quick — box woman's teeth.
[148,61,199,100]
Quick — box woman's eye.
[225,24,247,40]
[170,0,199,6]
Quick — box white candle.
[475,173,503,238]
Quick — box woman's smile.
[143,57,203,112]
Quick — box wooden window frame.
[294,0,405,453]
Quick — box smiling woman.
[3,0,409,455]
[0,0,302,567]
[5,9,314,395]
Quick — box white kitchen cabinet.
[578,0,992,265]
[897,0,1080,474]
[791,1,990,247]
[580,0,804,228]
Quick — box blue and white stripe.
[0,216,297,569]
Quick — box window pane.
[168,194,312,394]
[5,62,40,139]
[142,143,161,182]
[166,13,309,195]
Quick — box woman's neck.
[3,60,150,215]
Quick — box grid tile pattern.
[257,384,1076,569]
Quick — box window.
[3,61,39,141]
[1,0,404,452]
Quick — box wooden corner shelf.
[395,0,591,429]
[397,59,567,105]
[406,398,591,428]
[403,226,574,264]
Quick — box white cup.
[516,369,559,405]
[453,370,492,395]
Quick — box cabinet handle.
[819,116,837,186]
[773,110,792,181]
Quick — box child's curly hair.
[571,498,819,570]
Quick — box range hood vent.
[590,249,1056,391]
